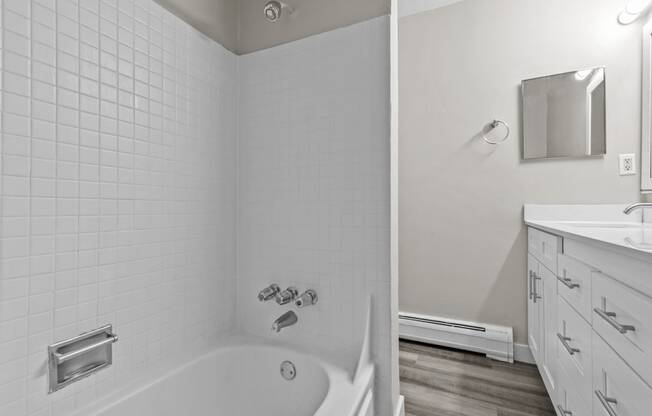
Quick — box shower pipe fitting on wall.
[264,1,295,23]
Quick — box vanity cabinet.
[526,226,652,416]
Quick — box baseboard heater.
[399,312,514,363]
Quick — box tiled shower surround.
[238,16,391,414]
[0,1,390,415]
[0,0,238,414]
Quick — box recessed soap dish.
[48,324,118,393]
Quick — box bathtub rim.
[68,333,373,416]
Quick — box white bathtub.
[74,337,374,416]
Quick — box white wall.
[0,0,238,414]
[237,16,392,415]
[399,0,643,344]
[0,2,393,415]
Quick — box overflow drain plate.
[280,360,296,381]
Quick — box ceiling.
[155,0,390,55]
[155,0,239,51]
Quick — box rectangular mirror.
[522,68,606,160]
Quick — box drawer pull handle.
[531,272,541,303]
[556,404,572,415]
[596,390,618,416]
[557,275,580,289]
[557,333,580,355]
[528,271,533,300]
[594,307,636,334]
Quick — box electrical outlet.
[619,154,636,176]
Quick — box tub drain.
[280,360,296,381]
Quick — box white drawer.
[564,238,652,299]
[528,227,559,273]
[557,253,595,322]
[557,296,593,406]
[592,333,652,416]
[556,364,591,416]
[592,272,652,387]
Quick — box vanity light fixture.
[618,0,651,25]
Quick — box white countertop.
[524,204,652,258]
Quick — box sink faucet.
[271,311,298,333]
[623,203,652,215]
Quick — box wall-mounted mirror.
[522,68,606,160]
[643,21,652,192]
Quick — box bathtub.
[73,336,374,416]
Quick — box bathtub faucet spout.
[271,311,298,333]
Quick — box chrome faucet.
[271,311,298,333]
[623,203,652,216]
[295,290,318,308]
[623,202,652,214]
[258,284,280,302]
[275,287,299,305]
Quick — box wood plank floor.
[399,340,556,416]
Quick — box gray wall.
[155,0,239,52]
[155,0,391,54]
[399,0,643,344]
[238,0,390,54]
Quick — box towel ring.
[482,119,510,145]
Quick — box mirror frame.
[642,20,652,191]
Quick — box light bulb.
[618,0,651,25]
[618,10,640,24]
[626,0,649,14]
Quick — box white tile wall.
[237,16,392,415]
[0,0,238,415]
[0,2,391,414]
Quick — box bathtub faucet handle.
[295,290,318,308]
[275,287,299,305]
[258,284,281,302]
